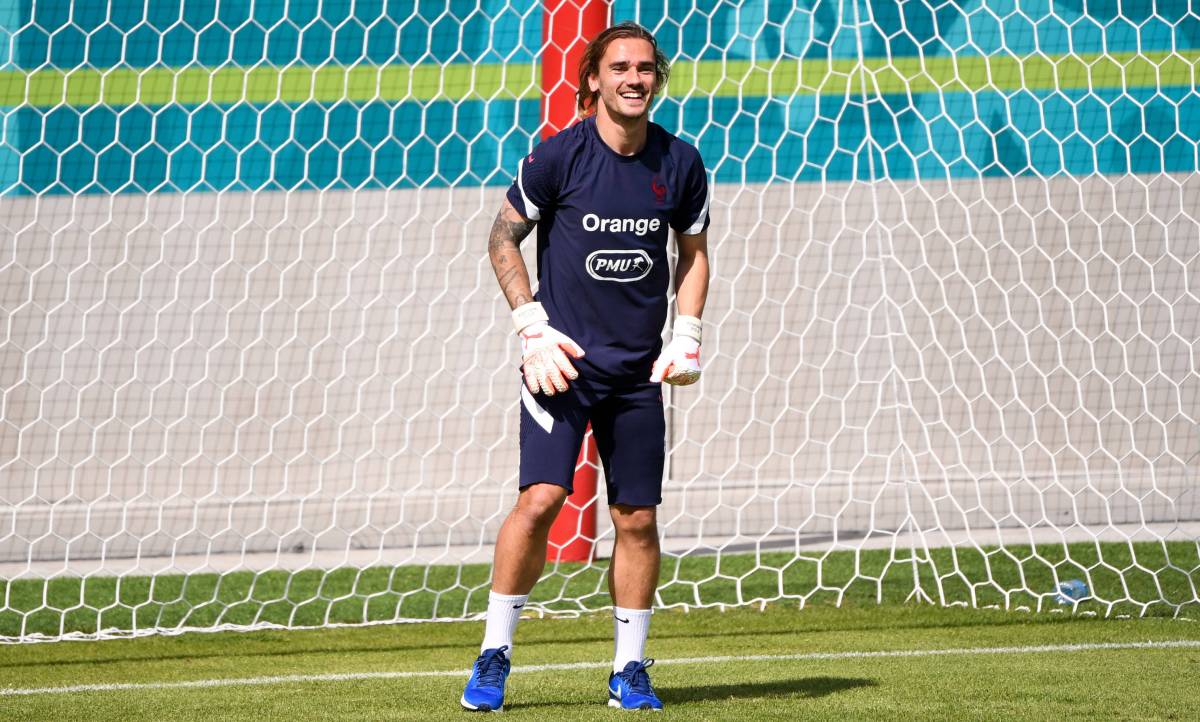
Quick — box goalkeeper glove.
[512,302,585,396]
[650,315,702,386]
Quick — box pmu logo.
[586,249,653,282]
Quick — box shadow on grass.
[508,676,875,710]
[659,675,877,703]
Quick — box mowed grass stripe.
[3,639,1198,697]
[2,50,1196,108]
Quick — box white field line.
[3,639,1199,698]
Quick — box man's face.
[588,38,659,121]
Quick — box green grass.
[3,541,1198,639]
[5,50,1198,109]
[1,603,1198,721]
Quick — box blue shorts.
[518,378,665,507]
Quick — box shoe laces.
[618,658,656,694]
[474,646,510,688]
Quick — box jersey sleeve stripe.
[683,185,711,235]
[516,161,541,221]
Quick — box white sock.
[481,591,528,658]
[612,606,652,672]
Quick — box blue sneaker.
[460,645,511,712]
[607,658,663,710]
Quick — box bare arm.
[674,229,710,318]
[491,196,583,394]
[488,197,537,309]
[650,229,709,385]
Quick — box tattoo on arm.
[488,201,538,310]
[488,211,536,253]
[496,266,520,293]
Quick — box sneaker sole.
[607,697,661,711]
[460,694,503,713]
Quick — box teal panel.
[615,0,1200,60]
[12,1,1200,71]
[0,0,17,191]
[5,1,1200,196]
[5,84,1198,196]
[13,0,542,69]
[4,98,543,194]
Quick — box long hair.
[575,22,670,118]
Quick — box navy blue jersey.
[507,116,711,383]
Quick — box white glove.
[513,302,585,396]
[651,315,702,386]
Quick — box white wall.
[1,173,1197,570]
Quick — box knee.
[611,505,658,542]
[513,483,569,529]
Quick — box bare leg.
[491,483,570,595]
[607,504,660,608]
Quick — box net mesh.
[1,0,1198,642]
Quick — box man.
[461,21,710,713]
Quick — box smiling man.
[460,22,711,713]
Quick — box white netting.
[1,1,1198,642]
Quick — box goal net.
[1,0,1198,642]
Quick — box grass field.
[2,541,1197,719]
[4,541,1198,639]
[2,602,1199,721]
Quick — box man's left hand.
[651,315,702,386]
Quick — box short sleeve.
[671,150,711,235]
[506,143,560,222]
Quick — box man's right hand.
[513,303,584,396]
[520,322,584,395]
